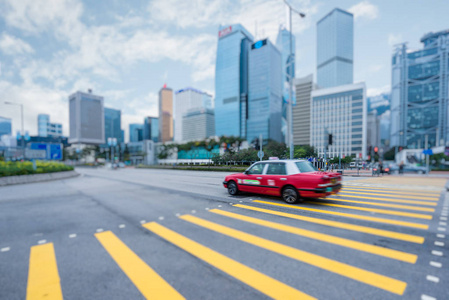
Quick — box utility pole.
[259,134,263,161]
[425,134,429,174]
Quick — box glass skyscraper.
[247,39,283,143]
[391,29,449,148]
[215,24,253,138]
[317,8,354,88]
[103,108,122,146]
[129,124,144,143]
[0,116,12,137]
[143,116,159,143]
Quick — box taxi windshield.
[295,161,317,173]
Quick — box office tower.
[143,116,159,142]
[0,116,12,137]
[246,38,283,142]
[317,8,354,88]
[215,24,253,138]
[159,85,173,143]
[391,29,449,148]
[37,114,62,138]
[121,130,125,145]
[310,82,367,159]
[103,108,122,146]
[367,110,380,149]
[182,108,215,141]
[174,88,212,142]
[68,90,104,145]
[129,124,144,143]
[276,26,296,142]
[293,74,315,146]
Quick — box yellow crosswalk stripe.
[252,200,429,229]
[26,243,63,300]
[234,204,424,243]
[338,192,438,203]
[209,209,417,263]
[324,198,435,212]
[343,186,441,196]
[143,222,315,300]
[180,215,407,296]
[95,231,184,300]
[308,201,432,220]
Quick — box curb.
[0,171,80,187]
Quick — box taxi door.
[263,162,288,196]
[237,163,266,194]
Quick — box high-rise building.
[143,117,159,142]
[159,86,173,143]
[276,26,296,143]
[391,29,449,148]
[103,108,122,146]
[0,116,12,137]
[293,74,315,146]
[247,39,283,143]
[182,108,215,142]
[38,114,62,138]
[367,110,380,149]
[129,124,144,143]
[174,88,212,142]
[215,24,253,138]
[68,90,104,145]
[310,82,367,159]
[317,8,354,88]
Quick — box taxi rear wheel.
[282,186,300,204]
[227,181,239,196]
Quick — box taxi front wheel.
[227,181,239,196]
[282,186,300,204]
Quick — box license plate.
[326,187,332,192]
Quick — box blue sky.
[0,0,448,141]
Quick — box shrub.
[0,161,74,177]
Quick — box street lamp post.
[282,0,305,159]
[4,101,24,155]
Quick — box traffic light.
[328,134,333,145]
[374,147,378,153]
[254,138,260,150]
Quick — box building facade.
[247,38,283,143]
[367,110,380,149]
[317,8,354,88]
[391,29,449,148]
[143,117,159,143]
[159,86,173,143]
[129,123,144,143]
[103,108,122,146]
[310,82,367,159]
[293,74,315,146]
[0,116,12,137]
[68,90,104,145]
[215,24,253,138]
[38,114,62,138]
[182,108,215,142]
[174,88,212,142]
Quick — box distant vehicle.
[223,160,342,204]
[118,162,125,168]
[349,162,356,168]
[389,164,427,174]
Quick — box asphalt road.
[0,167,448,300]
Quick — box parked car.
[389,164,427,174]
[223,160,342,204]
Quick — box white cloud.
[367,85,390,97]
[388,33,403,46]
[0,33,34,55]
[348,1,379,20]
[368,64,383,73]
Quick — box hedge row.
[0,161,74,177]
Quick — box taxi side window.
[266,163,287,175]
[247,163,265,175]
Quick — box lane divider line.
[209,209,418,263]
[142,222,315,300]
[233,204,425,243]
[339,190,439,201]
[252,201,429,230]
[26,243,63,300]
[179,214,407,296]
[95,231,185,300]
[322,198,435,212]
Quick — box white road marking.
[205,208,209,210]
[432,250,443,256]
[435,241,444,247]
[69,234,77,238]
[436,234,445,238]
[438,227,446,231]
[440,216,448,221]
[430,261,442,268]
[140,220,146,224]
[96,229,103,233]
[442,212,448,217]
[119,224,125,229]
[38,240,47,244]
[158,216,164,220]
[218,205,222,208]
[421,294,437,300]
[1,247,10,252]
[439,221,447,226]
[191,210,196,214]
[426,275,440,283]
[239,201,243,203]
[175,213,181,217]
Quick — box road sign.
[25,149,46,159]
[257,151,264,159]
[28,143,63,160]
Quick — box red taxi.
[223,160,342,204]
